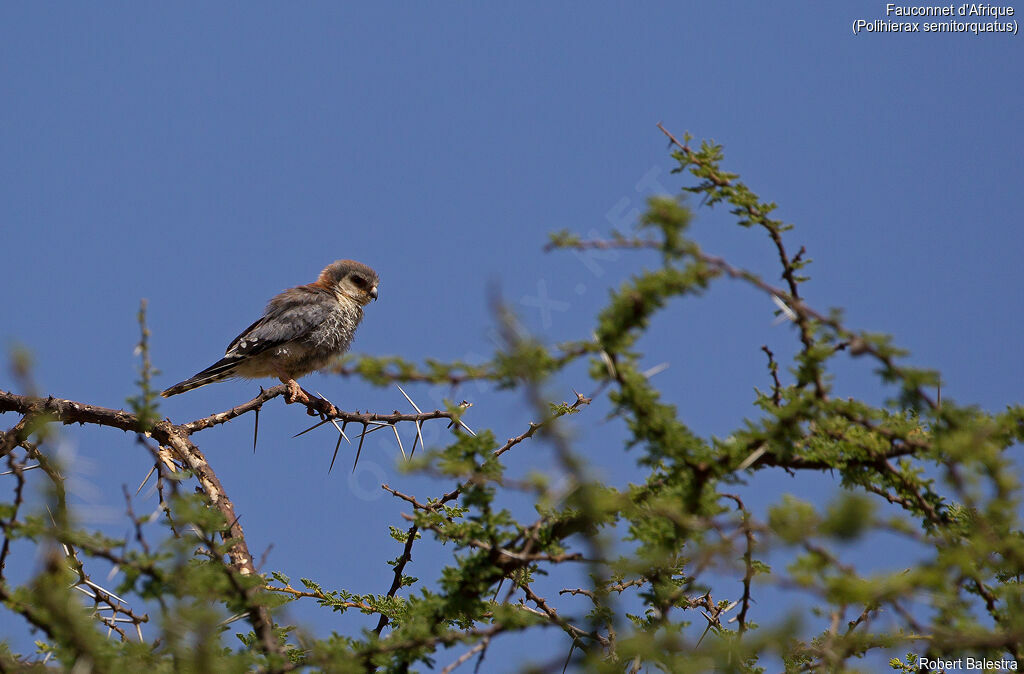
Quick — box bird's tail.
[160,357,241,397]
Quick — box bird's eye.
[351,275,367,288]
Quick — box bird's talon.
[282,379,312,405]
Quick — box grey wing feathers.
[160,287,333,398]
[224,291,333,358]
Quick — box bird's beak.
[370,286,378,301]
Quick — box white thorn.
[412,420,425,458]
[219,612,248,627]
[737,445,767,471]
[641,362,670,379]
[0,464,41,475]
[329,418,351,444]
[396,384,424,414]
[84,579,126,604]
[72,584,96,599]
[392,425,407,460]
[771,295,797,325]
[136,464,157,496]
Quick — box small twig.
[374,485,461,636]
[761,345,783,407]
[721,494,755,633]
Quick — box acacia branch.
[549,208,938,411]
[374,484,461,636]
[721,494,755,634]
[0,389,281,661]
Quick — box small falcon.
[161,259,379,403]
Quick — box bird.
[161,259,379,403]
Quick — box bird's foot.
[283,379,311,405]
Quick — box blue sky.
[1,3,1021,668]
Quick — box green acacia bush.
[1,129,1022,673]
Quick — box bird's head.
[317,259,379,306]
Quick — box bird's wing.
[224,288,333,358]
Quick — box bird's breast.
[308,306,361,353]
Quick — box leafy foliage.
[1,130,1022,673]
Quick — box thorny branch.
[373,484,461,636]
[656,121,827,400]
[720,494,755,634]
[0,386,467,665]
[550,234,937,410]
[371,399,609,661]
